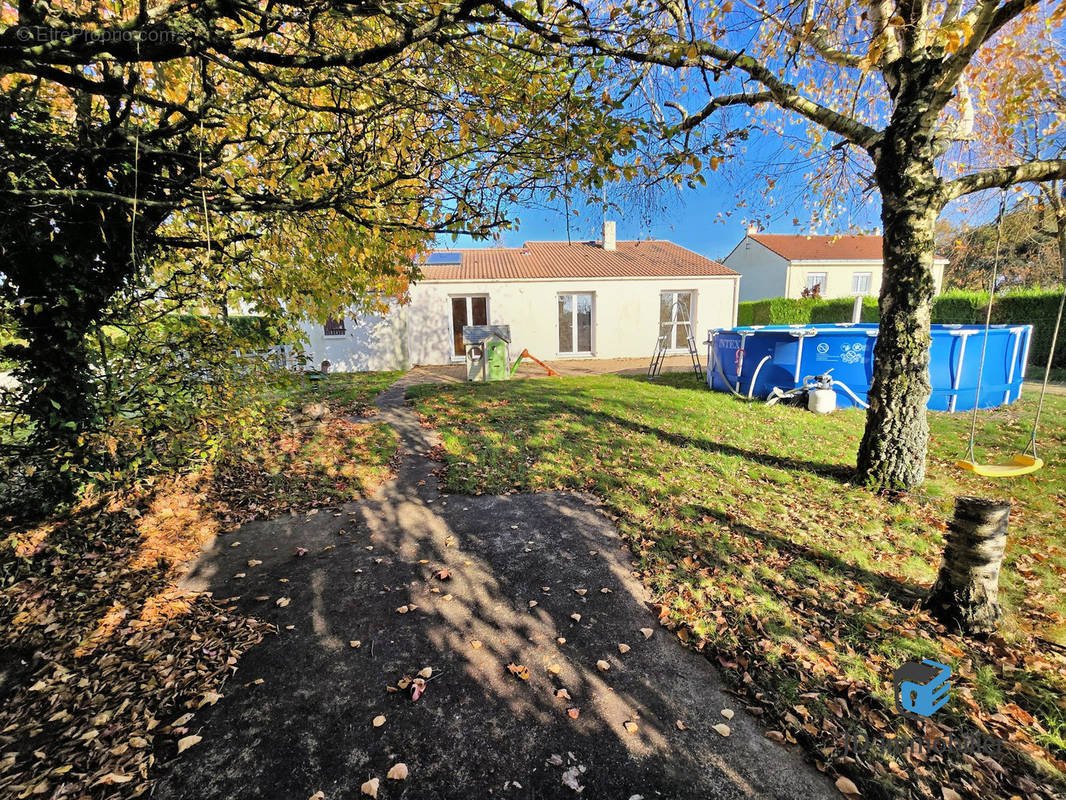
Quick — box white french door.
[558,293,593,355]
[450,295,488,357]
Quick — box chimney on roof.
[602,220,616,252]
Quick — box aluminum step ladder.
[648,329,703,379]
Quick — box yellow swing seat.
[955,454,1044,478]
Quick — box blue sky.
[437,128,888,263]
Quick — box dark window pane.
[558,294,573,353]
[576,293,592,352]
[324,318,345,336]
[452,297,468,356]
[471,296,488,325]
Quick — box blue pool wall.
[706,324,1033,411]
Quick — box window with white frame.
[450,295,488,357]
[852,272,872,294]
[659,291,695,350]
[558,293,593,354]
[805,273,827,295]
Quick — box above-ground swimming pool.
[707,323,1034,411]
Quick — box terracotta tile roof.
[417,240,736,281]
[747,234,887,261]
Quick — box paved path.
[156,373,835,800]
[421,354,701,382]
[1023,379,1066,397]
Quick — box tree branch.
[933,0,1040,99]
[485,1,880,149]
[670,91,774,132]
[943,159,1066,201]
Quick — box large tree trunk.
[6,274,103,511]
[856,117,941,491]
[925,496,1010,635]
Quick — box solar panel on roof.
[425,252,462,265]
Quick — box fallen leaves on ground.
[387,763,409,781]
[0,475,270,799]
[507,663,531,681]
[412,377,1066,800]
[835,776,861,798]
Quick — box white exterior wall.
[298,300,408,372]
[784,259,885,299]
[723,239,790,302]
[405,275,738,365]
[784,258,947,299]
[294,275,738,370]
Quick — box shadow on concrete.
[154,375,835,800]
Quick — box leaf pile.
[210,414,397,525]
[1,476,272,798]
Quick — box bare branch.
[673,91,774,133]
[943,158,1066,201]
[485,1,881,149]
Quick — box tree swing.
[957,193,1066,478]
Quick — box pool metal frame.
[706,323,1032,412]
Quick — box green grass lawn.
[409,374,1066,800]
[289,369,403,416]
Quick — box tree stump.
[924,496,1010,635]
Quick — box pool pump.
[806,374,837,415]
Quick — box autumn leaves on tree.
[0,1,637,510]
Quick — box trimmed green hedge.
[991,289,1065,369]
[739,297,877,325]
[809,297,880,323]
[931,290,988,324]
[749,297,820,325]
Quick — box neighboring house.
[723,230,947,302]
[297,222,739,371]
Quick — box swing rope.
[1026,272,1066,460]
[957,190,1065,478]
[963,192,1006,465]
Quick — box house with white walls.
[723,231,947,302]
[297,222,739,371]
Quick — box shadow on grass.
[694,506,929,603]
